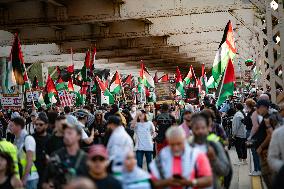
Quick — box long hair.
[0,152,15,177]
[137,110,148,122]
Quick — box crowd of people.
[0,90,283,189]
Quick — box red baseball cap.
[88,145,108,159]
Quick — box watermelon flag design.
[139,61,155,88]
[96,76,114,104]
[212,20,236,86]
[109,71,122,95]
[176,67,184,97]
[216,59,236,106]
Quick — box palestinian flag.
[90,47,96,74]
[56,77,66,91]
[184,65,194,85]
[196,78,202,93]
[201,64,208,93]
[67,65,74,74]
[109,71,122,95]
[96,76,114,104]
[176,67,184,97]
[159,74,169,82]
[139,61,155,88]
[5,33,25,90]
[68,78,74,92]
[212,20,236,85]
[46,75,58,98]
[23,71,31,91]
[216,59,236,106]
[123,74,132,87]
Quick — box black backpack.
[155,113,174,143]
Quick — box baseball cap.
[74,109,90,118]
[30,112,38,117]
[88,145,108,159]
[256,99,270,108]
[64,115,82,135]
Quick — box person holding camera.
[232,103,247,165]
[42,117,88,189]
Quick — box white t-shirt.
[135,121,155,151]
[24,136,39,181]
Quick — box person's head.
[64,115,82,147]
[64,106,71,114]
[144,104,150,112]
[106,116,121,131]
[55,115,66,134]
[87,145,108,176]
[10,117,25,135]
[64,178,96,189]
[75,109,89,124]
[235,103,244,111]
[110,104,119,114]
[30,112,38,124]
[161,103,169,113]
[279,103,284,117]
[47,111,58,126]
[131,104,137,112]
[35,112,49,135]
[122,109,131,119]
[95,110,103,121]
[166,127,186,157]
[149,103,155,111]
[245,98,256,111]
[190,113,209,144]
[137,110,148,122]
[0,152,14,176]
[124,151,137,172]
[256,99,270,116]
[200,109,215,127]
[183,109,193,123]
[106,105,111,113]
[259,94,270,101]
[179,104,185,110]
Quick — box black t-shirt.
[243,110,254,131]
[32,133,51,172]
[46,134,64,155]
[155,113,176,143]
[253,113,269,149]
[90,175,122,189]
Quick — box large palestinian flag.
[184,65,194,85]
[216,59,236,106]
[139,62,155,88]
[212,20,236,85]
[176,67,184,97]
[5,33,26,90]
[96,76,114,104]
[109,71,122,95]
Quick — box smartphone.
[173,174,183,179]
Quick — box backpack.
[155,113,174,143]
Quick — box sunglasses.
[91,156,106,162]
[35,123,45,126]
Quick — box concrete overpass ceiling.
[0,0,258,75]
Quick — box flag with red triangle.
[109,71,122,95]
[68,78,74,92]
[176,67,184,97]
[216,59,236,106]
[46,75,58,98]
[96,76,114,104]
[139,61,155,88]
[123,74,132,87]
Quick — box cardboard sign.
[155,82,173,102]
[1,94,23,109]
